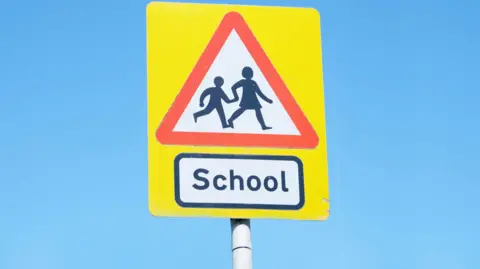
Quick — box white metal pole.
[231,219,252,269]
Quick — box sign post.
[231,219,252,269]
[147,2,329,268]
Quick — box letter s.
[193,168,209,190]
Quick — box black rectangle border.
[174,153,305,210]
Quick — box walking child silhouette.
[228,66,273,130]
[193,76,235,128]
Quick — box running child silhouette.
[228,66,273,130]
[193,76,235,128]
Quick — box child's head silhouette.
[242,67,254,79]
[214,76,224,87]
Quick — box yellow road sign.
[147,1,329,220]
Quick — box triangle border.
[156,11,319,149]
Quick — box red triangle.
[156,12,319,149]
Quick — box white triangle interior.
[172,30,300,135]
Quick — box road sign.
[147,2,329,220]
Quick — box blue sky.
[1,0,479,268]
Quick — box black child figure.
[193,76,235,128]
[228,66,273,130]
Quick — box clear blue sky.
[1,0,479,268]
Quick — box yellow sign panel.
[147,1,329,220]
